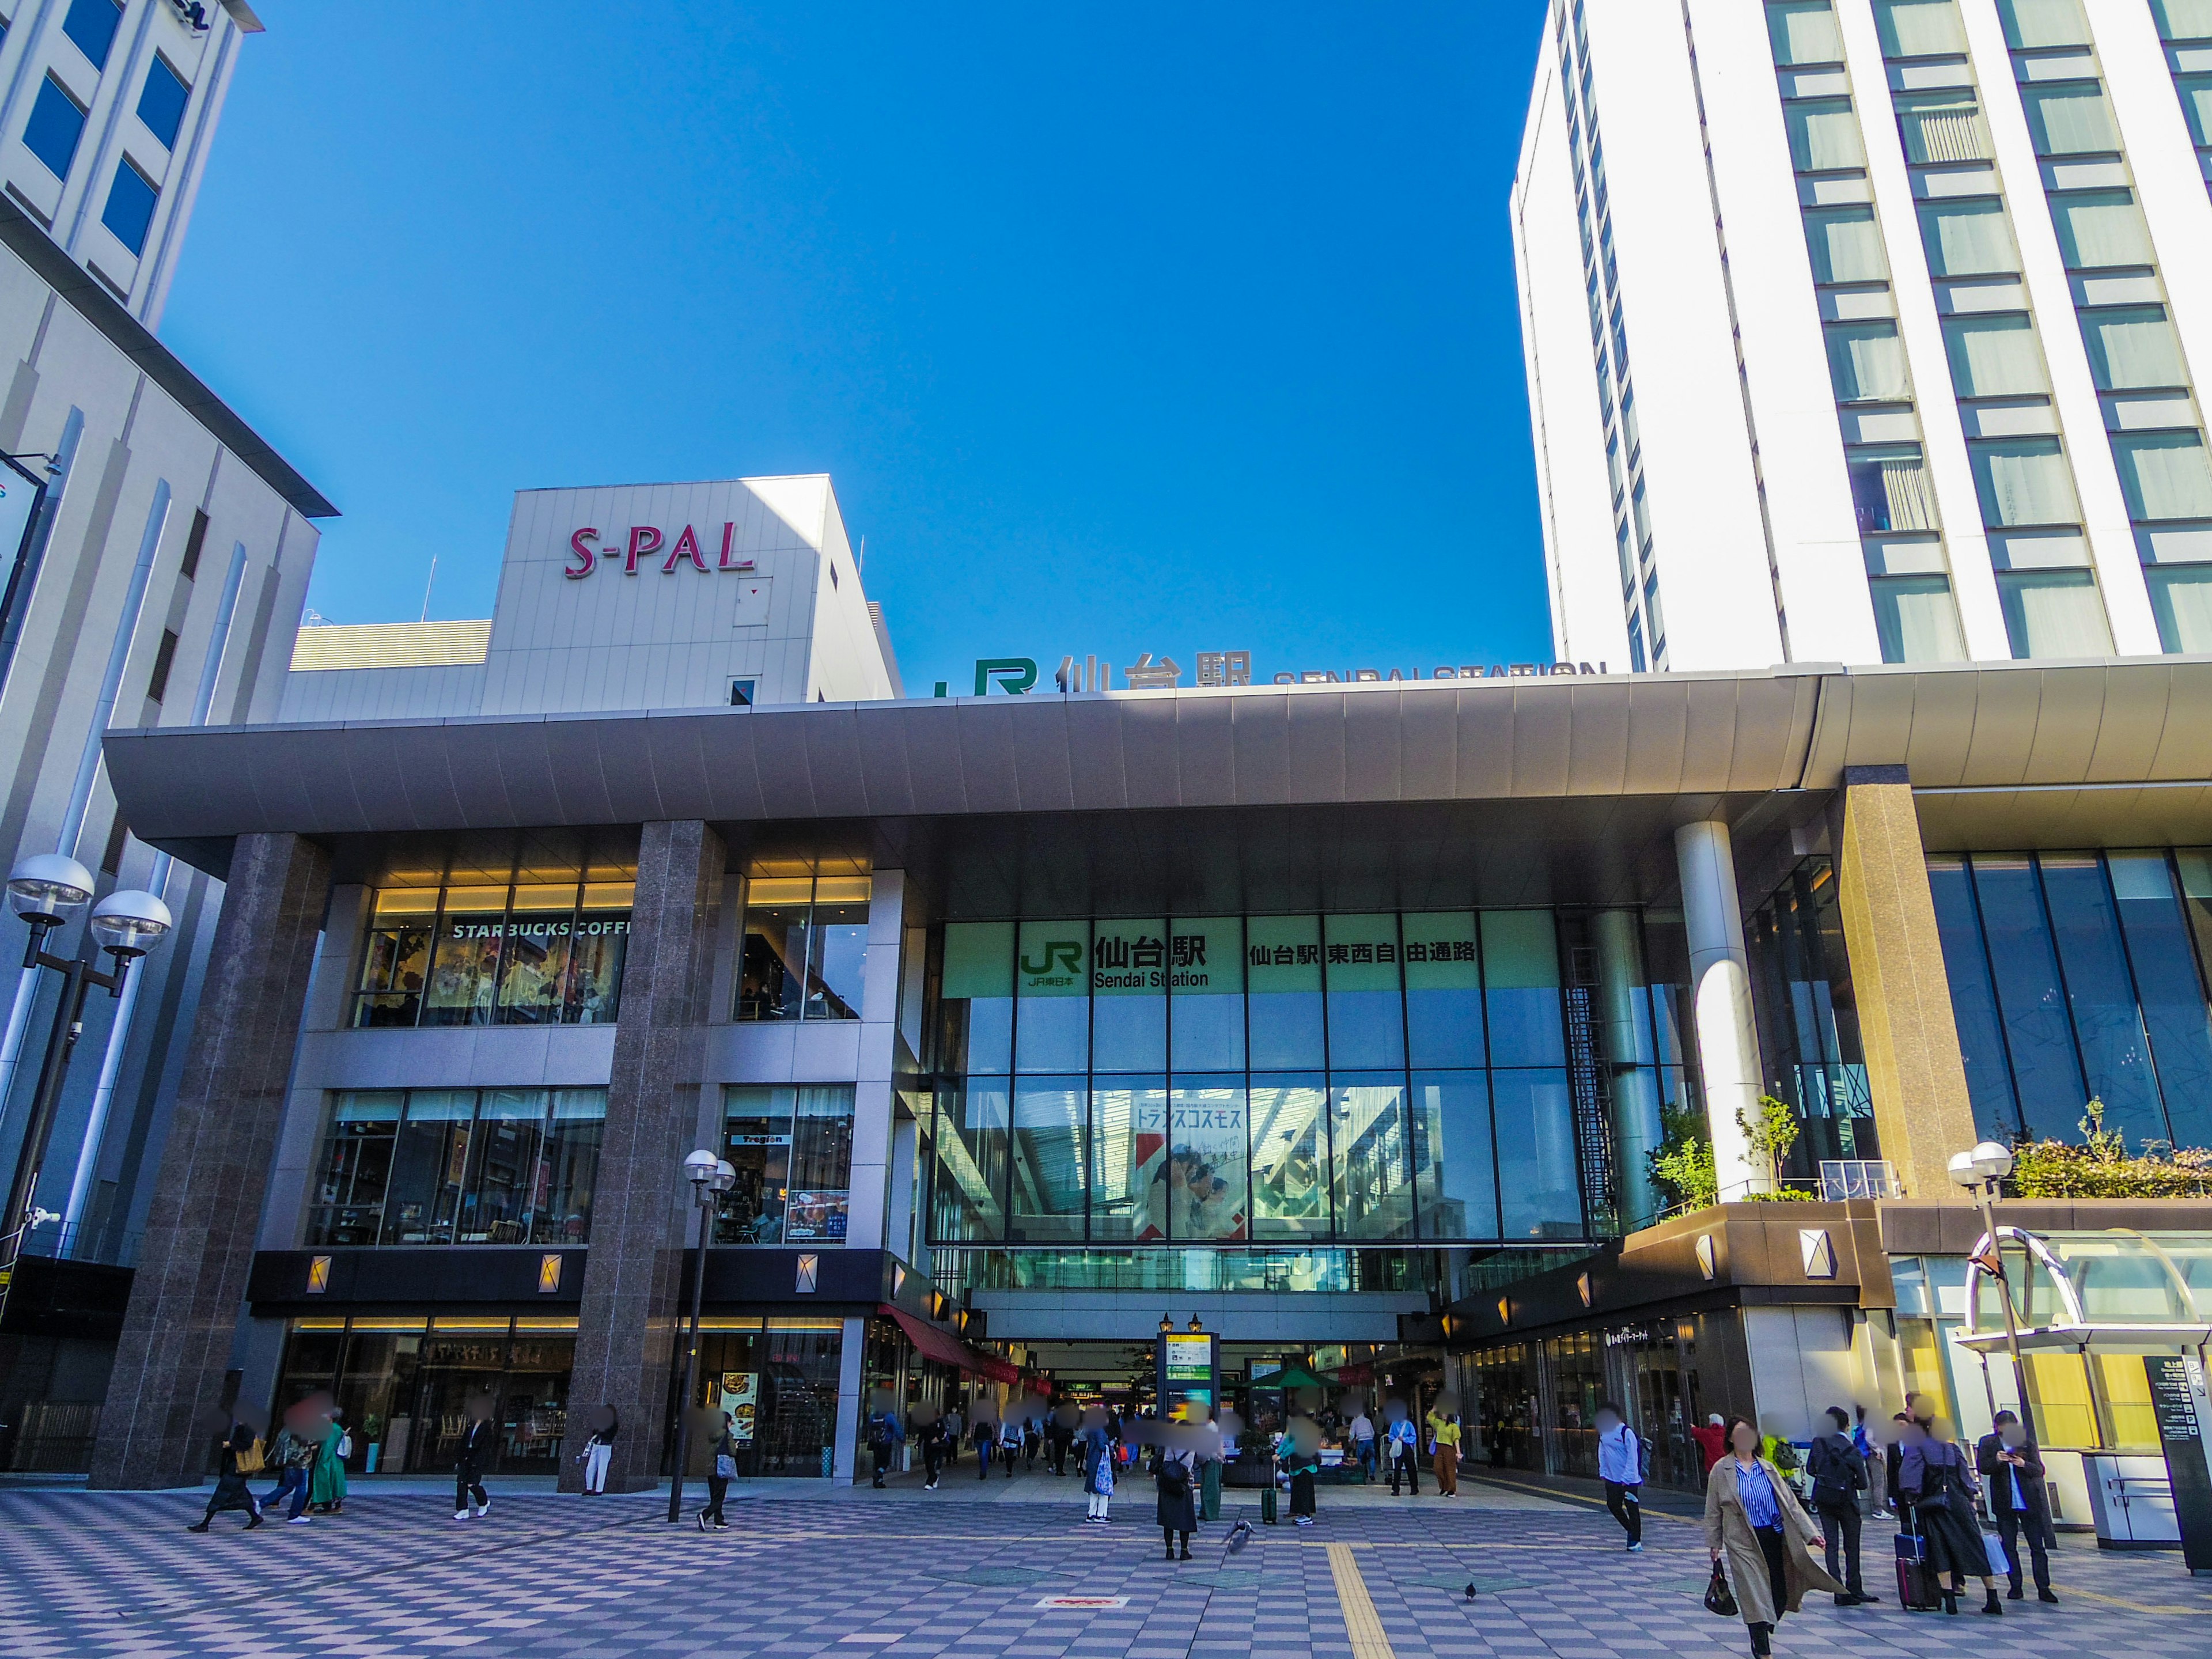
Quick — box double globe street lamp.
[0,854,169,1275]
[669,1146,736,1521]
[1949,1138,2036,1442]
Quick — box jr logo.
[1021,941,1084,976]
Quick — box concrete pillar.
[89,831,331,1489]
[1593,908,1664,1231]
[1674,820,1769,1200]
[1834,766,1976,1201]
[835,1314,866,1485]
[562,820,725,1493]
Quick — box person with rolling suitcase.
[1893,1499,1942,1612]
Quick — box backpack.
[234,1436,266,1476]
[1158,1458,1191,1497]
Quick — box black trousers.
[1289,1471,1316,1516]
[1816,1501,1863,1596]
[923,1440,942,1484]
[455,1465,487,1512]
[1389,1447,1419,1495]
[1604,1480,1642,1545]
[1162,1526,1191,1553]
[871,1445,893,1486]
[703,1474,729,1522]
[1750,1527,1789,1654]
[1995,1507,2051,1591]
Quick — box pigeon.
[1464,1581,1479,1600]
[1222,1520,1256,1558]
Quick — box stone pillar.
[1834,766,1976,1201]
[89,831,331,1490]
[562,820,724,1493]
[1674,820,1769,1201]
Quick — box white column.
[1674,819,1770,1200]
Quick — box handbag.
[715,1453,738,1480]
[1981,1529,2011,1577]
[336,1433,353,1459]
[1703,1561,1738,1617]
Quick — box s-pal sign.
[564,524,760,579]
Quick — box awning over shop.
[884,1305,1019,1382]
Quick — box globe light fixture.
[7,854,93,929]
[89,889,171,960]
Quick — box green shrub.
[2008,1099,2212,1199]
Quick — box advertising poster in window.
[564,897,630,1022]
[785,1191,849,1243]
[719,1371,759,1442]
[1168,1086,1247,1241]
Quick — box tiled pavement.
[2,1468,2207,1659]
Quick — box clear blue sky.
[158,2,1555,692]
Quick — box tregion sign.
[563,524,759,578]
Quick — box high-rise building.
[0,0,262,327]
[1514,0,2212,672]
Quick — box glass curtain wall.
[1764,0,1967,661]
[737,876,871,1021]
[926,909,1698,1249]
[1994,0,2212,649]
[1745,860,1880,1176]
[305,1089,606,1247]
[716,1085,858,1245]
[2150,3,2212,199]
[353,875,634,1028]
[1926,849,2212,1149]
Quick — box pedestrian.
[865,1400,904,1489]
[919,1410,945,1491]
[262,1415,317,1524]
[1000,1415,1022,1478]
[943,1406,963,1466]
[1157,1434,1198,1560]
[1385,1402,1421,1495]
[1282,1417,1321,1528]
[698,1411,737,1529]
[580,1406,618,1495]
[310,1408,350,1514]
[187,1421,265,1532]
[1976,1411,2057,1604]
[1427,1404,1462,1497]
[1025,1415,1042,1470]
[1703,1417,1844,1658]
[1691,1411,1729,1478]
[1805,1406,1873,1604]
[453,1397,494,1521]
[1349,1404,1377,1483]
[972,1415,997,1480]
[1081,1407,1115,1522]
[1594,1402,1643,1552]
[1897,1417,2002,1616]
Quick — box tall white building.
[0,0,260,327]
[1514,0,2212,672]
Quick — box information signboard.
[2144,1355,2212,1575]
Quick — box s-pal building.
[73,461,2212,1518]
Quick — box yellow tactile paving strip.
[1327,1540,1397,1659]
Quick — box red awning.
[883,1305,1018,1383]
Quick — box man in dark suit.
[1976,1411,2057,1603]
[454,1398,497,1521]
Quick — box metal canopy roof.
[1959,1226,2212,1353]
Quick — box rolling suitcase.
[1260,1482,1278,1524]
[1893,1510,1941,1611]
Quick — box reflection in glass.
[1089,1078,1166,1243]
[1493,1070,1582,1238]
[1017,919,1090,1072]
[1411,1072,1498,1240]
[1010,1080,1086,1242]
[1324,914,1404,1069]
[1091,919,1166,1071]
[1169,1079,1248,1241]
[720,1089,791,1244]
[537,1092,603,1245]
[355,889,435,1026]
[381,1090,475,1243]
[461,1090,547,1243]
[1404,912,1484,1068]
[940,922,1014,1073]
[1330,1074,1415,1241]
[1249,1075,1330,1238]
[1169,918,1245,1071]
[422,888,506,1027]
[1929,858,2023,1135]
[1247,916,1323,1069]
[2040,854,2165,1146]
[930,1081,1009,1243]
[787,1087,856,1243]
[806,877,870,1019]
[739,878,812,1021]
[1484,911,1566,1065]
[1973,857,2091,1139]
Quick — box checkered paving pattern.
[2,1478,2207,1658]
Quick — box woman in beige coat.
[1705,1418,1844,1656]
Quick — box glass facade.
[353,877,632,1028]
[1927,850,2212,1149]
[715,1085,857,1245]
[1745,860,1879,1176]
[737,876,870,1021]
[305,1089,606,1247]
[924,910,1697,1247]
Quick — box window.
[1630,477,1651,550]
[180,507,207,579]
[146,628,178,703]
[1996,569,2113,658]
[2050,191,2156,271]
[1766,1,1843,67]
[2020,85,2119,159]
[61,0,122,70]
[1642,572,1666,654]
[1874,0,1967,58]
[1824,320,1909,402]
[719,1085,855,1244]
[352,876,633,1029]
[1802,206,1888,285]
[728,677,755,707]
[1918,199,2020,278]
[1893,91,1987,165]
[1997,0,2091,50]
[2113,433,2212,524]
[737,874,869,1022]
[304,1088,606,1247]
[1628,609,1647,673]
[1614,518,1634,594]
[22,78,88,181]
[135,55,190,149]
[1942,314,2047,399]
[100,159,158,256]
[2175,74,2212,148]
[2154,1,2212,43]
[1870,574,1968,662]
[1605,433,1623,503]
[1970,437,2080,527]
[2147,566,2212,653]
[1785,98,1866,173]
[2079,308,2188,391]
[1849,449,1940,532]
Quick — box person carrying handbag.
[698,1411,738,1530]
[1976,1411,2057,1604]
[1703,1418,1844,1657]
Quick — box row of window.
[353,878,634,1028]
[2152,1,2212,193]
[13,1,195,257]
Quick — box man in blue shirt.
[1594,1403,1643,1551]
[1384,1403,1421,1496]
[1975,1412,2056,1604]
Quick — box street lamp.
[668,1147,736,1522]
[1949,1140,2035,1444]
[0,857,168,1282]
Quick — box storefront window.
[305,1089,605,1247]
[737,875,870,1021]
[353,877,631,1029]
[694,1319,844,1478]
[717,1085,855,1244]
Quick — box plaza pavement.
[2,1461,2206,1659]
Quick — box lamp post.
[668,1147,736,1522]
[0,857,168,1292]
[1949,1139,2035,1444]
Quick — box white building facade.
[1514,0,2212,672]
[0,0,260,327]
